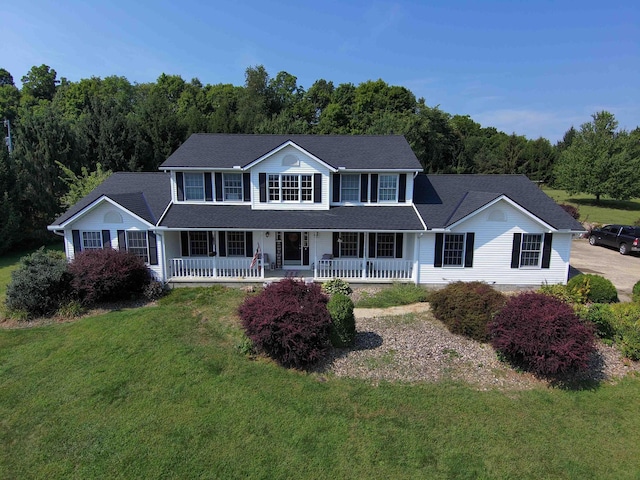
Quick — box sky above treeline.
[2,0,638,142]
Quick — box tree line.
[0,64,638,254]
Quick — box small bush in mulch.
[238,279,331,368]
[68,249,151,305]
[609,303,640,361]
[327,293,356,347]
[429,281,506,342]
[567,273,618,304]
[6,248,74,318]
[490,292,596,376]
[322,278,353,297]
[580,303,615,340]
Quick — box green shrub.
[327,293,356,347]
[567,274,618,304]
[355,283,428,308]
[5,248,74,318]
[633,280,640,303]
[581,303,615,339]
[539,283,583,305]
[429,282,506,342]
[322,278,353,296]
[609,303,640,360]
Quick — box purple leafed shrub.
[69,249,151,304]
[490,292,596,376]
[238,279,331,368]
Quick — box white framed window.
[268,174,313,203]
[301,175,312,201]
[282,175,299,201]
[443,233,465,267]
[227,232,245,257]
[126,231,149,262]
[378,175,398,202]
[82,231,102,250]
[341,174,360,202]
[189,231,209,256]
[184,173,205,201]
[339,232,359,257]
[224,173,243,201]
[520,234,543,267]
[268,174,280,201]
[376,233,395,258]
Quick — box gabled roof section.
[160,134,423,170]
[242,140,338,172]
[414,174,584,231]
[50,172,171,227]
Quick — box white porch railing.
[170,257,262,279]
[315,258,413,281]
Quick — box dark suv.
[589,224,640,255]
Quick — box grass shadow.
[312,330,384,374]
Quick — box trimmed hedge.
[429,281,506,342]
[567,273,618,304]
[490,292,596,376]
[238,279,331,368]
[327,293,356,347]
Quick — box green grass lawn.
[544,188,640,225]
[2,285,640,479]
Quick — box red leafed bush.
[69,249,151,304]
[489,292,596,376]
[238,279,331,368]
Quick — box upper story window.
[269,174,313,202]
[341,174,360,202]
[378,175,398,202]
[224,173,243,201]
[184,173,205,201]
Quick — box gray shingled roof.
[50,172,171,226]
[159,205,424,231]
[160,134,422,170]
[414,174,584,231]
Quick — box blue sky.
[2,0,638,142]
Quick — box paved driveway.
[570,238,640,302]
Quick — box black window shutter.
[204,173,213,201]
[208,232,215,256]
[259,173,267,203]
[511,233,522,269]
[541,233,553,269]
[101,230,111,249]
[359,233,365,258]
[176,172,184,201]
[464,233,475,268]
[148,231,158,265]
[72,230,82,254]
[181,231,190,256]
[370,174,378,203]
[360,174,368,202]
[333,232,340,258]
[395,233,403,258]
[215,173,223,201]
[243,173,251,201]
[332,174,341,203]
[434,233,444,267]
[118,230,126,251]
[219,232,227,257]
[314,173,322,203]
[369,233,377,258]
[245,232,253,257]
[398,174,407,203]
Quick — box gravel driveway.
[569,238,640,302]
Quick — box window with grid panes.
[184,173,205,201]
[82,231,102,250]
[282,175,299,201]
[443,234,465,266]
[340,232,359,257]
[189,231,209,256]
[126,231,149,262]
[301,175,312,201]
[224,173,243,201]
[268,174,280,201]
[376,233,395,257]
[378,175,398,202]
[520,234,542,267]
[341,174,359,202]
[227,232,245,256]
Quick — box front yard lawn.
[2,286,640,479]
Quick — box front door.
[284,231,302,265]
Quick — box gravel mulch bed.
[317,303,640,390]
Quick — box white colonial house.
[48,134,584,287]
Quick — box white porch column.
[412,233,420,284]
[362,232,369,279]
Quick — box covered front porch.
[163,229,418,283]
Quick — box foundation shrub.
[609,303,640,361]
[567,274,618,304]
[68,249,151,305]
[238,279,331,368]
[429,281,506,342]
[6,248,74,318]
[322,278,353,297]
[490,292,596,376]
[633,280,640,303]
[581,303,615,340]
[327,293,356,347]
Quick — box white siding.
[418,200,572,286]
[251,145,330,210]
